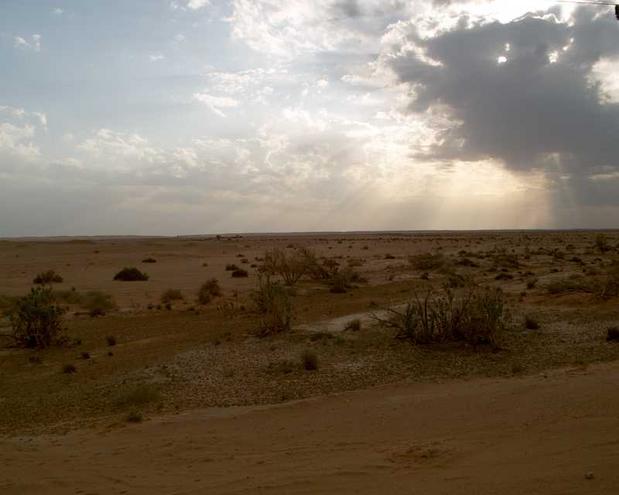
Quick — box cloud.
[0,106,46,160]
[382,7,619,205]
[193,93,240,117]
[13,34,41,52]
[149,54,165,62]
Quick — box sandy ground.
[2,362,618,494]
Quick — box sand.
[2,362,618,494]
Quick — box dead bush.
[33,270,63,284]
[197,279,221,305]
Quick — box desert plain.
[1,230,619,494]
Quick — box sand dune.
[2,362,618,494]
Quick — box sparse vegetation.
[106,335,117,346]
[301,349,318,371]
[197,278,222,305]
[62,363,77,374]
[344,318,362,332]
[9,287,66,348]
[113,267,149,282]
[33,270,63,285]
[113,384,161,410]
[408,253,446,271]
[524,316,540,330]
[161,289,183,304]
[375,286,505,346]
[251,276,292,336]
[231,268,249,278]
[142,257,157,263]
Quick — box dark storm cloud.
[389,8,619,182]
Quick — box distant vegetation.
[113,267,149,282]
[197,279,221,305]
[33,270,63,285]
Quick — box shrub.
[301,350,318,371]
[62,363,77,374]
[595,233,611,253]
[251,276,292,336]
[10,287,66,348]
[126,411,143,423]
[546,276,593,295]
[82,291,116,316]
[142,257,157,263]
[607,327,619,342]
[197,278,222,305]
[375,286,505,346]
[344,318,361,332]
[598,263,619,300]
[113,384,161,409]
[0,294,19,317]
[106,335,117,346]
[231,268,249,278]
[161,289,183,304]
[33,270,63,285]
[526,278,538,290]
[408,253,446,271]
[113,267,149,282]
[225,264,239,271]
[524,316,540,330]
[261,248,309,286]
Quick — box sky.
[1,0,619,236]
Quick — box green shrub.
[161,289,183,304]
[251,276,292,336]
[376,286,505,346]
[33,270,63,284]
[113,267,149,281]
[197,279,221,305]
[10,287,66,348]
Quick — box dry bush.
[10,287,66,349]
[113,267,149,281]
[113,384,161,410]
[54,289,116,316]
[595,233,612,253]
[545,275,593,295]
[231,268,249,278]
[33,270,63,285]
[408,253,446,271]
[197,279,221,305]
[301,349,318,371]
[598,263,619,300]
[251,276,292,336]
[375,286,505,346]
[161,289,183,304]
[261,247,310,286]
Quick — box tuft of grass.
[301,350,318,371]
[141,257,157,263]
[33,270,63,285]
[113,267,149,282]
[105,335,117,346]
[231,268,249,278]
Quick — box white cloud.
[193,93,240,117]
[53,8,64,15]
[149,54,165,62]
[14,34,41,52]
